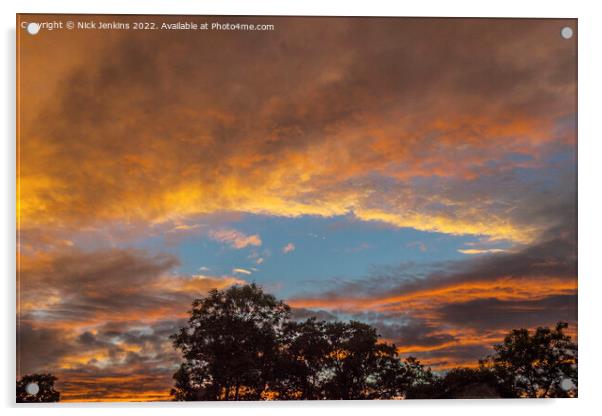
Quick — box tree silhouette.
[16,373,60,403]
[171,284,577,400]
[410,367,517,399]
[272,318,331,399]
[170,283,290,400]
[398,357,438,399]
[320,321,412,400]
[481,322,577,398]
[171,284,436,400]
[272,319,435,400]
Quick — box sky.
[17,15,577,401]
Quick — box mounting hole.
[26,22,40,36]
[25,382,39,395]
[560,26,574,40]
[560,378,573,391]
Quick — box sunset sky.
[17,15,577,401]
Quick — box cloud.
[19,17,576,244]
[232,267,252,275]
[288,224,577,368]
[458,248,506,255]
[167,222,202,233]
[248,249,270,265]
[436,294,577,330]
[19,248,246,325]
[17,247,246,400]
[208,228,262,249]
[290,308,339,322]
[291,221,576,308]
[18,317,184,401]
[18,322,74,375]
[282,242,295,254]
[17,15,577,398]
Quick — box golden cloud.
[17,17,576,244]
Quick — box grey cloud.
[436,294,578,330]
[374,320,457,348]
[17,323,74,375]
[290,307,339,322]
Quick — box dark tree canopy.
[171,284,577,401]
[171,283,290,400]
[408,367,516,399]
[481,322,578,398]
[171,284,436,401]
[318,320,397,400]
[16,373,60,403]
[273,319,433,400]
[271,318,331,400]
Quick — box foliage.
[481,322,578,398]
[408,367,516,399]
[170,283,290,400]
[274,319,432,400]
[171,284,577,400]
[16,373,60,403]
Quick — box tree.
[16,373,60,403]
[273,319,435,400]
[308,321,382,399]
[425,367,517,399]
[171,285,437,401]
[396,357,437,399]
[272,318,331,399]
[320,321,379,399]
[170,283,290,400]
[170,284,577,400]
[481,322,577,398]
[318,321,425,400]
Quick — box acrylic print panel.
[16,14,577,402]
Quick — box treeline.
[16,284,577,402]
[171,284,578,400]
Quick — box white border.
[2,1,602,415]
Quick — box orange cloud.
[458,248,507,255]
[290,276,576,314]
[17,17,576,245]
[16,15,577,400]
